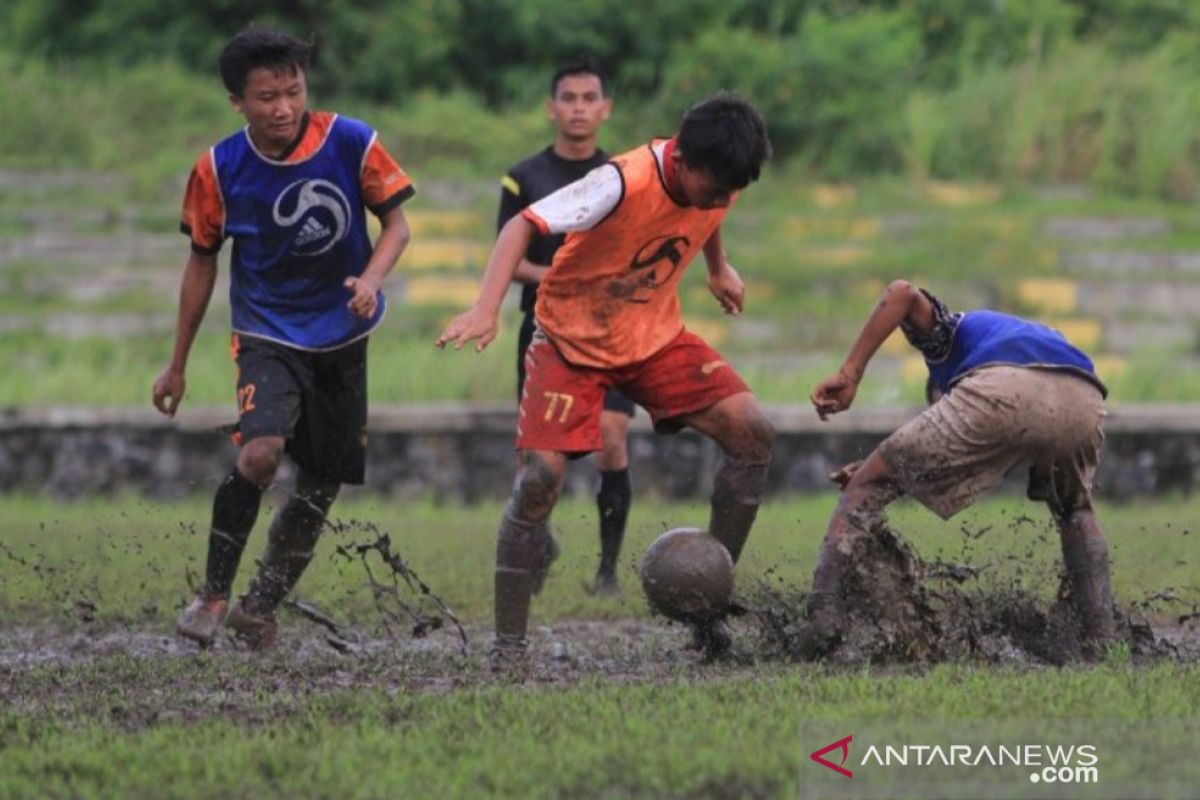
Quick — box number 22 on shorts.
[237,383,257,416]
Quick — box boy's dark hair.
[550,57,606,98]
[219,26,312,97]
[677,92,771,190]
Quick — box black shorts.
[230,334,369,485]
[516,313,635,417]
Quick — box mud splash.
[747,522,1195,666]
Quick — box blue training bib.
[213,115,381,349]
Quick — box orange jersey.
[180,111,413,254]
[528,140,731,369]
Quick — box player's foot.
[688,618,733,660]
[790,589,845,661]
[489,636,530,674]
[226,599,279,651]
[788,620,841,661]
[589,571,620,597]
[530,532,560,596]
[175,591,229,646]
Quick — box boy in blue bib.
[805,280,1114,657]
[153,27,415,649]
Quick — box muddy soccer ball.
[640,527,734,622]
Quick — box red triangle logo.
[810,734,854,778]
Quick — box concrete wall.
[1,405,1197,501]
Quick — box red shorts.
[517,328,750,453]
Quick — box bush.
[905,42,1200,199]
[659,10,920,174]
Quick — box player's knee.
[238,438,284,486]
[732,406,775,461]
[598,427,630,470]
[511,458,562,522]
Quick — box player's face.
[232,67,308,155]
[674,157,735,210]
[547,74,610,142]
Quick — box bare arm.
[345,204,411,319]
[152,251,218,416]
[810,280,935,419]
[436,215,536,351]
[703,226,744,315]
[703,227,727,275]
[513,258,550,286]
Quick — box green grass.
[2,493,1194,628]
[7,166,1200,408]
[1,494,1196,799]
[4,663,1198,800]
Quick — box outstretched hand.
[436,306,498,352]
[810,369,860,420]
[707,262,744,315]
[344,276,380,319]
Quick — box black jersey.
[497,145,609,313]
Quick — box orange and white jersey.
[522,139,732,369]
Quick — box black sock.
[596,469,632,577]
[204,468,265,596]
[246,484,336,611]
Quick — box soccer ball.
[640,527,734,622]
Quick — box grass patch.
[1,493,1194,628]
[1,659,1197,799]
[1,493,1196,799]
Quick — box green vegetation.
[4,663,1198,800]
[2,493,1194,626]
[3,169,1200,407]
[1,493,1197,799]
[5,2,1200,195]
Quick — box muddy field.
[4,596,1197,736]
[3,494,1197,800]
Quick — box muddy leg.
[682,392,775,564]
[494,451,566,655]
[202,467,267,597]
[1055,507,1116,648]
[679,393,774,657]
[799,450,901,658]
[243,471,340,614]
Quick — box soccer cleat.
[589,571,620,597]
[226,599,279,651]
[489,636,530,674]
[175,591,229,646]
[787,620,841,662]
[530,532,560,596]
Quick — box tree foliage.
[3,0,1198,176]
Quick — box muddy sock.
[494,507,552,648]
[1061,530,1116,642]
[707,455,770,564]
[596,469,631,579]
[204,468,265,597]
[808,538,852,636]
[245,485,336,613]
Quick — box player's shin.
[596,468,632,582]
[494,507,555,651]
[205,468,266,596]
[706,454,770,563]
[808,536,852,635]
[1059,511,1116,643]
[244,482,337,612]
